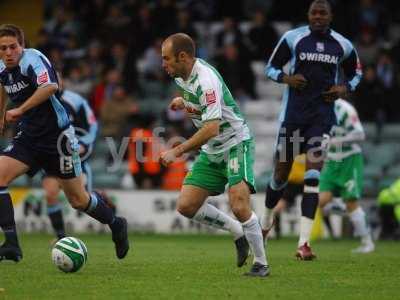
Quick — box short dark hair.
[0,24,25,46]
[167,33,195,58]
[309,0,332,13]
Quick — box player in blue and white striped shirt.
[0,24,128,262]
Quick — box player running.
[262,0,362,260]
[160,33,269,277]
[319,99,374,253]
[43,73,115,241]
[0,24,128,262]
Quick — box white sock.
[261,207,274,230]
[242,212,267,265]
[298,216,314,247]
[348,207,371,243]
[193,202,243,240]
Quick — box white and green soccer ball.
[52,237,88,273]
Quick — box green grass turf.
[1,234,399,300]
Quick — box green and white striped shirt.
[327,99,364,160]
[174,58,251,154]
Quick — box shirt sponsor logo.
[205,90,216,105]
[299,52,338,64]
[3,81,29,93]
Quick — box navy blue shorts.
[275,123,332,162]
[42,160,92,192]
[1,126,82,179]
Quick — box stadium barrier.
[12,188,376,237]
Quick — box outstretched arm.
[6,84,58,122]
[329,129,365,146]
[160,120,219,166]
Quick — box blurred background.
[1,0,400,239]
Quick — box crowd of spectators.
[27,0,400,188]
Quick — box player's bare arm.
[160,119,219,166]
[329,129,365,146]
[6,84,58,122]
[322,85,348,102]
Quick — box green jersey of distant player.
[327,98,364,160]
[320,99,365,200]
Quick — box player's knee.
[319,192,331,208]
[46,194,59,205]
[229,190,249,218]
[231,201,248,219]
[177,199,197,218]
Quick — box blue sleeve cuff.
[277,72,285,83]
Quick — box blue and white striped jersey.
[265,26,362,125]
[0,48,70,138]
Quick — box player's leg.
[319,158,343,240]
[42,176,66,240]
[319,191,334,208]
[177,185,249,267]
[319,191,337,238]
[180,152,249,267]
[263,156,293,230]
[229,181,269,277]
[59,175,129,259]
[296,126,330,260]
[82,161,115,212]
[46,126,128,259]
[295,151,321,260]
[177,184,244,234]
[340,154,374,253]
[273,198,287,239]
[227,140,269,277]
[0,155,30,262]
[263,124,294,234]
[346,201,374,253]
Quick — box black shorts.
[1,127,82,179]
[275,122,332,162]
[42,160,92,192]
[282,183,304,206]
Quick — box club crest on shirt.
[316,42,325,52]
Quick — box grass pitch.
[1,234,399,300]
